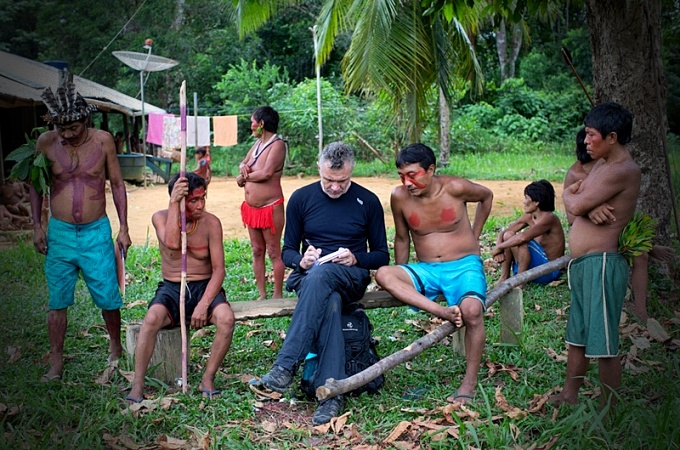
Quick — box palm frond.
[316,0,356,64]
[232,0,300,38]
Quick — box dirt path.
[106,176,564,245]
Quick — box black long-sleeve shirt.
[282,181,389,271]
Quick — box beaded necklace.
[179,219,199,235]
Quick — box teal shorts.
[399,254,487,310]
[45,217,122,311]
[565,252,628,357]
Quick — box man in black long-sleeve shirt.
[259,142,389,425]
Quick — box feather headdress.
[41,80,97,125]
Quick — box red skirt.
[241,197,284,234]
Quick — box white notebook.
[317,248,349,265]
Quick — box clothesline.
[146,113,238,148]
[164,107,323,116]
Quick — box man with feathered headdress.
[30,78,131,382]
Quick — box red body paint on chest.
[408,213,421,228]
[441,207,456,223]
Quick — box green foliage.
[494,113,550,141]
[1,231,678,448]
[214,59,291,143]
[214,59,290,114]
[274,78,358,167]
[5,127,50,195]
[438,141,573,181]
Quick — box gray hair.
[318,141,355,170]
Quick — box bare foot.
[548,391,578,406]
[198,379,221,399]
[446,387,475,406]
[41,354,64,382]
[445,305,463,328]
[108,338,123,362]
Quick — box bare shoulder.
[202,211,223,229]
[564,162,583,187]
[390,184,409,200]
[36,130,59,151]
[91,128,113,140]
[440,175,490,199]
[152,209,168,224]
[441,174,481,191]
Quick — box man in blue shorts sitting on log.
[375,143,493,406]
[492,179,565,286]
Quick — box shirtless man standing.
[551,102,641,408]
[564,128,673,322]
[127,173,235,402]
[30,81,131,381]
[375,143,493,405]
[492,180,565,285]
[236,106,286,299]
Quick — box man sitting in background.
[492,179,565,286]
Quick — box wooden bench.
[145,156,174,183]
[125,255,571,386]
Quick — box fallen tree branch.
[316,254,572,400]
[352,131,388,163]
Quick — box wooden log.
[125,324,189,386]
[316,255,572,400]
[230,290,405,321]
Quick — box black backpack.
[300,306,384,399]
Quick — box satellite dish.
[112,44,179,185]
[113,51,178,72]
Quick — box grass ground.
[1,218,678,449]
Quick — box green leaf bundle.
[5,128,51,196]
[618,211,656,264]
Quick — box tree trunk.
[495,19,523,81]
[439,86,450,166]
[585,0,674,244]
[507,23,523,79]
[496,18,508,80]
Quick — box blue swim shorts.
[512,239,563,284]
[45,217,122,311]
[399,254,487,310]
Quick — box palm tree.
[233,0,483,153]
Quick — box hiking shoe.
[261,364,293,393]
[312,396,344,425]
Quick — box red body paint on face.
[399,169,427,189]
[187,187,206,202]
[408,213,421,228]
[441,207,456,223]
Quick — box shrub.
[274,78,358,167]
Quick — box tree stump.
[125,324,189,386]
[500,288,524,345]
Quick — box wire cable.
[78,0,149,77]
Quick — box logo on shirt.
[356,197,364,205]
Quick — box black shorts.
[149,279,229,328]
